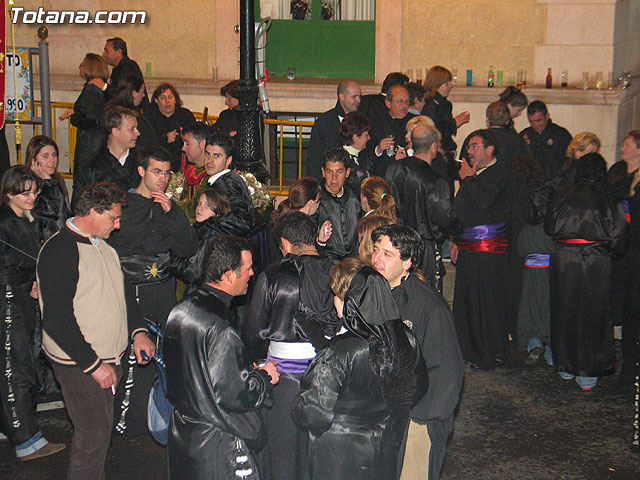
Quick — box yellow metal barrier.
[31,101,313,196]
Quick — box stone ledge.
[40,74,638,110]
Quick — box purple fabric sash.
[266,355,312,375]
[621,199,631,223]
[458,222,507,242]
[524,254,550,268]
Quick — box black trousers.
[0,283,41,447]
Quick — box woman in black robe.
[104,74,159,150]
[292,259,427,480]
[0,166,65,460]
[171,187,238,287]
[59,54,109,177]
[25,136,71,240]
[544,153,627,390]
[147,83,196,171]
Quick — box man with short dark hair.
[164,235,279,480]
[371,225,463,480]
[386,125,459,292]
[107,145,197,436]
[316,148,361,259]
[72,106,141,208]
[369,85,416,176]
[406,82,426,115]
[452,129,513,369]
[307,80,362,181]
[179,122,211,218]
[38,182,156,480]
[102,37,143,100]
[244,211,337,480]
[520,100,572,180]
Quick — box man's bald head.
[411,125,440,154]
[337,80,361,114]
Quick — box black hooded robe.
[164,284,273,480]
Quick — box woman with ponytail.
[360,176,397,222]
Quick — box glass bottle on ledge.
[561,71,568,89]
[546,68,553,89]
[488,65,495,88]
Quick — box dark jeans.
[53,363,122,480]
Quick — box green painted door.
[259,0,375,79]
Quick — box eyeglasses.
[392,99,410,105]
[19,189,41,197]
[147,168,172,178]
[105,211,121,223]
[467,143,485,151]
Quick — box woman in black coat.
[147,83,196,171]
[24,136,71,240]
[103,74,159,150]
[292,259,427,480]
[0,166,65,460]
[59,54,108,177]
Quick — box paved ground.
[1,265,638,479]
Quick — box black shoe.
[525,347,545,366]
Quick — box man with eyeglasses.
[107,145,198,437]
[369,85,416,176]
[451,129,513,370]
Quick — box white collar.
[476,158,497,176]
[208,169,231,185]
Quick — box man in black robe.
[385,125,460,293]
[306,80,361,181]
[102,37,143,101]
[358,71,408,122]
[371,225,464,480]
[108,145,198,436]
[72,106,141,208]
[164,235,279,480]
[316,148,361,260]
[243,212,338,480]
[452,129,513,369]
[520,101,572,181]
[369,85,416,176]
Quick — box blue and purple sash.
[457,222,508,254]
[266,355,312,375]
[524,254,550,268]
[621,199,631,223]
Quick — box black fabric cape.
[421,92,457,154]
[306,101,347,181]
[368,111,415,177]
[71,144,139,208]
[358,93,387,123]
[452,164,513,368]
[106,56,143,101]
[315,185,361,260]
[520,121,572,181]
[34,177,71,241]
[544,179,627,377]
[70,83,106,174]
[292,268,427,480]
[0,206,42,446]
[243,254,337,361]
[146,106,196,171]
[209,171,256,238]
[392,274,464,422]
[386,156,460,291]
[164,284,273,480]
[107,191,197,436]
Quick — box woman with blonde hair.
[566,132,601,160]
[60,53,109,176]
[356,214,394,264]
[360,176,396,221]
